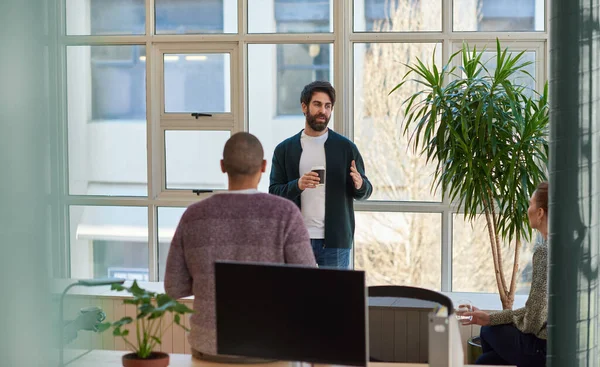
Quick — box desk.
[67,350,510,367]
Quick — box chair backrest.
[368,285,454,314]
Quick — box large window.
[61,0,547,293]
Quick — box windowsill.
[53,279,191,300]
[55,280,527,310]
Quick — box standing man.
[165,132,316,362]
[269,81,373,269]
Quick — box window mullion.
[148,205,158,281]
[441,209,453,292]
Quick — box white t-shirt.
[299,130,328,239]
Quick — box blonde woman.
[462,182,549,367]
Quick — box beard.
[306,111,330,132]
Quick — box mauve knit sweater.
[164,192,316,355]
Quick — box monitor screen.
[215,261,367,366]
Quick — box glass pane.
[452,214,535,293]
[69,206,149,280]
[164,53,231,114]
[66,0,145,35]
[249,0,332,33]
[67,46,147,196]
[158,207,186,281]
[479,50,537,95]
[454,0,544,32]
[354,212,442,290]
[354,43,441,201]
[248,44,334,193]
[354,0,441,32]
[155,0,237,34]
[165,130,230,190]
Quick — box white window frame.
[56,0,548,291]
[153,42,240,200]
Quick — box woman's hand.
[458,306,491,326]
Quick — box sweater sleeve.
[283,206,317,266]
[489,245,548,336]
[269,145,303,200]
[352,148,373,200]
[164,221,194,299]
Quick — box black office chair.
[368,285,454,312]
[368,285,455,363]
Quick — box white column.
[66,45,93,278]
[535,0,545,31]
[223,0,237,33]
[66,0,91,34]
[69,206,93,279]
[354,0,366,31]
[247,0,276,33]
[66,46,91,195]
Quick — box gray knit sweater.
[164,192,317,355]
[489,244,548,339]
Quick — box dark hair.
[534,181,548,213]
[300,81,336,107]
[222,132,264,178]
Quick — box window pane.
[452,214,535,293]
[354,212,442,290]
[69,206,148,280]
[248,44,333,193]
[354,43,441,201]
[277,44,332,115]
[164,131,230,190]
[164,53,231,114]
[354,0,441,32]
[453,0,544,32]
[249,0,332,33]
[155,0,237,34]
[67,0,145,35]
[67,46,147,196]
[479,51,537,95]
[158,207,186,281]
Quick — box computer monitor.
[215,261,367,367]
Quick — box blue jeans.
[310,239,351,269]
[476,325,546,367]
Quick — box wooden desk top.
[66,350,510,367]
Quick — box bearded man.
[269,81,373,269]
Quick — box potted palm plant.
[390,40,548,361]
[99,281,194,367]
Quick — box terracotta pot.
[122,352,169,367]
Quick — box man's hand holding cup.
[298,171,321,190]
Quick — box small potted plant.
[98,280,194,367]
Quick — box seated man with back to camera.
[164,132,317,363]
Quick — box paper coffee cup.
[311,166,325,185]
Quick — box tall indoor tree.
[391,40,549,309]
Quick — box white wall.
[66,0,91,35]
[66,8,93,278]
[223,0,237,33]
[88,123,147,184]
[247,0,276,33]
[66,47,91,196]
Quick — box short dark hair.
[222,132,264,178]
[535,181,549,213]
[300,81,336,107]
